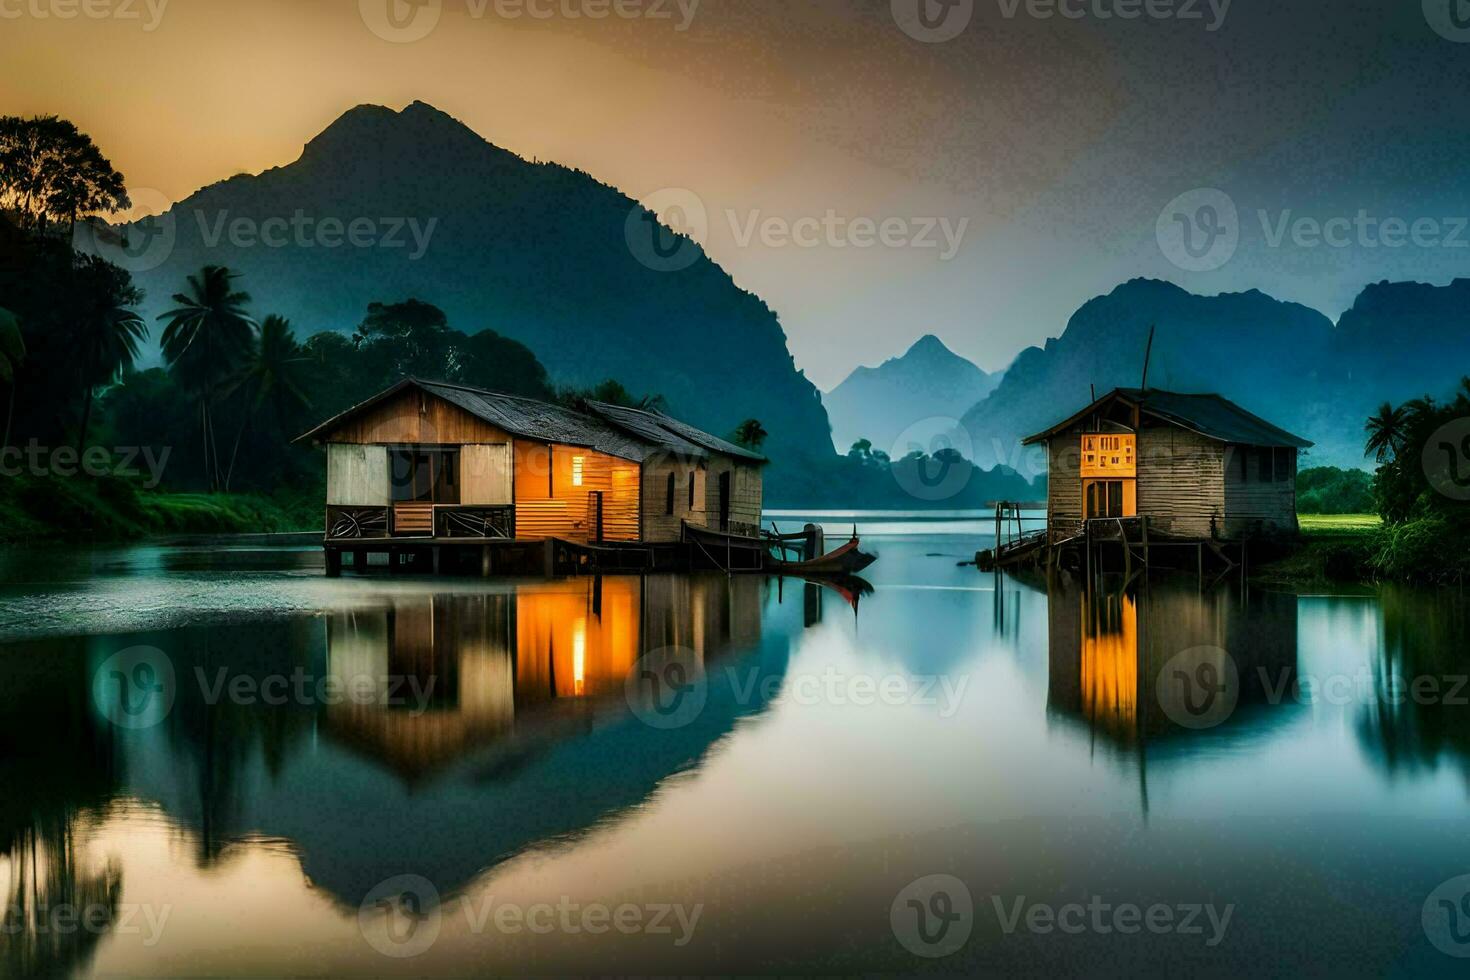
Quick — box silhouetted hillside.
[96,101,834,495]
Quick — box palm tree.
[733,418,768,450]
[0,307,24,452]
[75,300,145,456]
[158,267,255,491]
[220,315,310,491]
[1364,402,1409,463]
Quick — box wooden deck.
[976,504,1249,586]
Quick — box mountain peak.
[905,334,953,359]
[300,100,506,167]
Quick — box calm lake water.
[2,512,1470,977]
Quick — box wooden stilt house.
[297,379,765,547]
[1024,388,1312,542]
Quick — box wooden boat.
[763,523,877,576]
[768,533,876,576]
[681,522,878,576]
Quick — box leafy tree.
[558,378,667,412]
[1296,466,1374,514]
[352,299,451,380]
[0,115,129,233]
[159,266,256,491]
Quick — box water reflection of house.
[1047,579,1299,747]
[323,575,764,783]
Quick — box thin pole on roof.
[1140,323,1156,390]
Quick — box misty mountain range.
[960,277,1470,473]
[86,100,1469,495]
[824,335,1000,455]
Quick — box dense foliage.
[1296,466,1375,514]
[1361,382,1470,582]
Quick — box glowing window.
[572,456,585,487]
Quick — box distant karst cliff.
[824,334,1000,455]
[959,277,1470,472]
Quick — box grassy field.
[0,474,321,542]
[1299,513,1383,535]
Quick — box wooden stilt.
[481,545,492,577]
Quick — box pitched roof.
[1023,388,1313,448]
[584,401,766,462]
[297,379,765,463]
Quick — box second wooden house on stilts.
[981,387,1313,573]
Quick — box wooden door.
[718,472,731,531]
[589,491,605,543]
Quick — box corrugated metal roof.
[297,379,765,463]
[1024,388,1313,448]
[420,383,652,461]
[584,401,767,463]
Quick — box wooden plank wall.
[1222,446,1300,537]
[513,441,640,542]
[641,454,706,543]
[1047,431,1083,525]
[698,458,763,531]
[460,443,513,506]
[1136,423,1225,537]
[327,444,390,505]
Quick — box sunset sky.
[5,0,1470,388]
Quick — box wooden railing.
[326,504,516,539]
